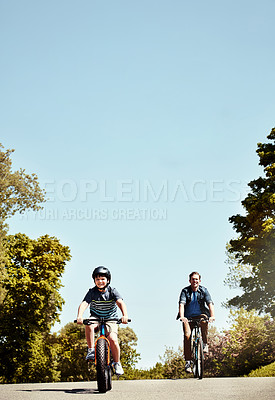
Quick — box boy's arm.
[76,301,89,324]
[116,299,128,324]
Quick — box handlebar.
[74,317,131,325]
[188,317,208,323]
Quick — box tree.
[117,325,140,378]
[0,144,45,224]
[0,233,71,383]
[53,323,140,382]
[53,322,95,382]
[226,128,275,316]
[217,309,275,376]
[0,143,45,304]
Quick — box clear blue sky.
[1,0,274,369]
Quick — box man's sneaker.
[203,343,209,353]
[112,362,124,375]
[86,348,95,361]
[185,361,192,373]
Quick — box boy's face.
[189,273,201,291]
[94,275,108,291]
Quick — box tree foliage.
[0,144,45,223]
[0,143,46,304]
[0,233,71,383]
[151,310,275,378]
[226,129,275,316]
[51,323,140,382]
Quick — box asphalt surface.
[0,377,274,400]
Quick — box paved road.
[1,378,274,400]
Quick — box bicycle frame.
[74,317,131,393]
[188,316,208,379]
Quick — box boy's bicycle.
[188,316,209,379]
[75,317,130,393]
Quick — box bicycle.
[74,317,131,393]
[188,316,208,379]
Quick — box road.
[0,378,274,400]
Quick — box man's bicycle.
[188,316,209,380]
[75,317,130,393]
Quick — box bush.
[246,362,275,377]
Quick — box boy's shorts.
[89,319,118,335]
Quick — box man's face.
[94,275,108,291]
[189,273,201,291]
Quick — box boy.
[178,271,215,373]
[76,266,128,375]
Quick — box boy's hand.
[121,316,128,324]
[76,316,83,324]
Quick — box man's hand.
[76,316,83,325]
[209,316,215,323]
[180,317,188,323]
[121,316,128,324]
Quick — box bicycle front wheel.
[96,338,110,393]
[196,338,204,379]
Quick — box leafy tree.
[148,310,275,378]
[0,144,45,223]
[53,323,140,382]
[218,309,275,376]
[0,143,45,304]
[117,325,140,378]
[53,322,95,382]
[226,129,275,316]
[0,233,71,383]
[160,346,187,379]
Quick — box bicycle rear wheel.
[196,337,204,379]
[96,338,110,393]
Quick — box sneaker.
[113,362,124,375]
[203,343,209,353]
[185,361,192,373]
[86,348,95,361]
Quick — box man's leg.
[182,320,192,361]
[200,319,208,344]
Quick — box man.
[178,271,215,373]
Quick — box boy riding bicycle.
[178,271,215,373]
[76,266,128,375]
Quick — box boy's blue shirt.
[83,286,122,319]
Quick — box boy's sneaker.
[203,343,209,353]
[86,348,95,361]
[185,361,192,373]
[113,362,124,375]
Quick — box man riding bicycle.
[178,271,215,373]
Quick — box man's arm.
[76,301,89,324]
[116,299,128,324]
[179,303,188,323]
[208,302,215,323]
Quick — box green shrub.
[247,362,275,377]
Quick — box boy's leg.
[106,323,120,362]
[85,324,96,348]
[108,331,120,363]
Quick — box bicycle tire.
[96,338,109,393]
[196,337,204,379]
[191,329,197,378]
[107,365,112,391]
